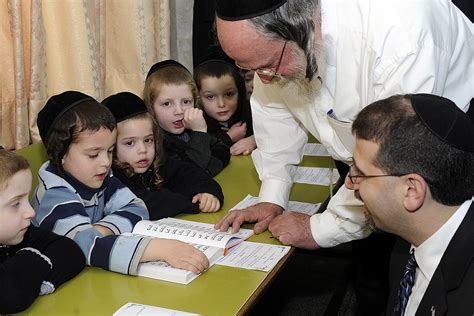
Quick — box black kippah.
[215,0,287,21]
[37,91,95,144]
[146,59,189,80]
[195,58,235,69]
[411,94,474,152]
[102,92,147,123]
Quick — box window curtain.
[0,0,170,150]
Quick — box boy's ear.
[403,173,428,212]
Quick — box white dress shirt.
[405,198,473,315]
[250,0,474,247]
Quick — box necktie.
[394,249,418,316]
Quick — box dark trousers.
[335,160,395,316]
[353,233,396,316]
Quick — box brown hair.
[0,149,30,191]
[143,65,199,118]
[45,101,116,176]
[113,112,165,187]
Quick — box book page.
[289,166,340,185]
[216,241,290,272]
[303,143,331,156]
[113,302,200,316]
[132,218,253,250]
[136,244,223,285]
[231,194,321,216]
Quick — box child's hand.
[227,121,247,142]
[152,239,209,274]
[184,108,207,132]
[230,135,257,155]
[93,224,115,236]
[192,193,221,213]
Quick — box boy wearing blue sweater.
[32,91,208,275]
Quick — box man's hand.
[184,108,207,132]
[268,212,320,250]
[214,202,283,234]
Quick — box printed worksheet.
[303,143,331,156]
[290,166,340,185]
[113,302,200,316]
[230,194,321,215]
[216,241,290,272]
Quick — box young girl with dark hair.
[102,92,223,218]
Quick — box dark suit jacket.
[386,202,474,315]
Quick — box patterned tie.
[394,249,418,316]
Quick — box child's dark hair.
[0,149,30,191]
[45,101,116,176]
[193,59,247,110]
[112,112,165,187]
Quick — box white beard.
[275,76,322,105]
[276,41,326,100]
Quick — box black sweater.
[204,99,254,147]
[0,226,85,313]
[163,130,230,177]
[113,157,224,220]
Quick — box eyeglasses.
[347,164,408,184]
[235,40,287,82]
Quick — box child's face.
[116,116,156,174]
[62,127,117,188]
[0,169,35,246]
[152,83,195,134]
[199,74,239,123]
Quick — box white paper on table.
[304,143,331,156]
[230,194,321,216]
[290,166,340,185]
[229,194,258,211]
[113,302,200,316]
[216,241,290,272]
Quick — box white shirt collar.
[412,198,473,281]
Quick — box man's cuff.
[310,211,371,248]
[258,178,292,210]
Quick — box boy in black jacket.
[0,149,85,313]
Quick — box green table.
[19,147,335,316]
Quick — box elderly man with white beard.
[212,0,474,314]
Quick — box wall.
[170,0,194,71]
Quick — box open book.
[130,218,253,284]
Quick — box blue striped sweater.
[32,161,151,275]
